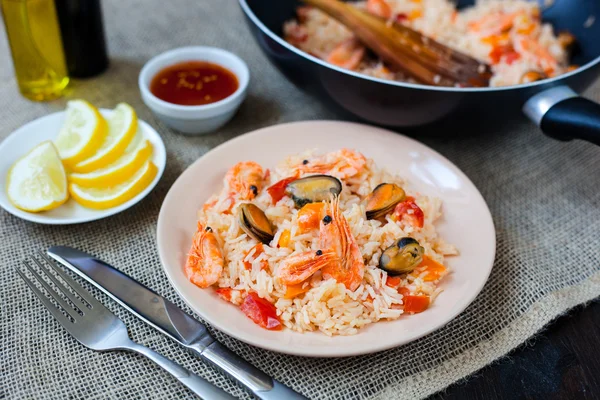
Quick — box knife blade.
[47,246,306,400]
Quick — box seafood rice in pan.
[186,149,457,336]
[284,0,577,87]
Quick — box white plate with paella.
[157,121,495,357]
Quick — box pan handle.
[523,85,600,146]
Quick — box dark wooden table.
[429,299,600,400]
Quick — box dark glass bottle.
[55,0,109,78]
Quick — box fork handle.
[124,342,236,400]
[190,341,307,400]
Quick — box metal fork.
[16,251,236,400]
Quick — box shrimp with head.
[276,249,340,285]
[224,161,265,200]
[319,196,365,291]
[185,222,224,288]
[295,149,367,180]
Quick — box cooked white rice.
[196,149,457,336]
[283,0,572,87]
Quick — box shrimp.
[319,196,365,291]
[326,38,366,71]
[277,249,340,285]
[366,0,392,19]
[224,161,264,200]
[469,12,518,36]
[296,148,367,179]
[517,37,557,73]
[185,222,224,288]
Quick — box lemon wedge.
[69,161,158,210]
[68,135,153,188]
[71,103,138,173]
[54,100,107,168]
[6,141,69,212]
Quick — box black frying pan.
[240,0,600,145]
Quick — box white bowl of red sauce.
[139,46,249,135]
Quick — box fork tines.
[16,251,101,326]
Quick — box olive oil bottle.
[1,0,69,101]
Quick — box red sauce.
[150,61,238,106]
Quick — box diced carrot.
[278,229,291,248]
[481,33,509,46]
[397,286,411,297]
[419,254,447,282]
[284,283,310,299]
[517,23,535,35]
[266,175,297,204]
[404,295,430,313]
[297,203,324,233]
[215,288,232,302]
[408,9,422,20]
[385,276,402,288]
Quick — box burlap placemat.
[2,1,599,399]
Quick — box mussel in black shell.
[379,237,424,275]
[365,183,406,220]
[285,175,342,208]
[237,203,274,244]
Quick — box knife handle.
[189,341,307,400]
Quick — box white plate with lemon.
[0,100,166,225]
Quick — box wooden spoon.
[302,0,492,87]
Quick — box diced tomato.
[418,254,447,282]
[396,13,408,22]
[397,286,411,297]
[278,229,291,248]
[489,44,513,64]
[284,283,310,299]
[215,288,232,302]
[393,196,424,228]
[385,276,402,288]
[297,202,324,233]
[403,295,430,313]
[240,292,282,330]
[243,243,268,270]
[266,176,298,204]
[504,50,521,65]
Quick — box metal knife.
[47,246,306,400]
